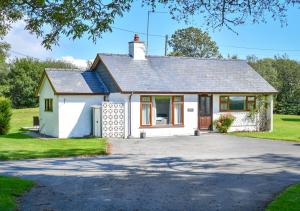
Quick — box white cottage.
[37,34,277,138]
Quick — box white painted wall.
[212,94,273,132]
[39,78,59,137]
[58,95,103,138]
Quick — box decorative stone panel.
[101,102,125,138]
[230,112,257,127]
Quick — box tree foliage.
[0,0,298,49]
[0,43,10,96]
[0,97,12,135]
[248,56,300,115]
[1,58,75,108]
[168,27,221,58]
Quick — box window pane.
[49,99,52,111]
[155,97,170,125]
[142,96,151,102]
[45,99,48,111]
[220,96,228,102]
[247,102,255,110]
[200,96,211,115]
[142,104,151,125]
[229,96,246,110]
[247,96,255,101]
[174,96,183,102]
[174,103,183,124]
[220,102,228,111]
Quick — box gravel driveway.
[1,134,300,211]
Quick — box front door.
[198,95,212,130]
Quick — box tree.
[7,58,75,108]
[0,43,10,96]
[248,56,300,115]
[168,27,221,58]
[0,97,12,135]
[0,0,298,49]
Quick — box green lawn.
[266,183,300,211]
[0,108,107,160]
[0,176,34,211]
[233,114,300,142]
[9,108,38,133]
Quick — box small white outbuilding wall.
[57,95,103,138]
[39,78,59,137]
[39,77,104,138]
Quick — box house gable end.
[36,71,57,96]
[93,55,122,93]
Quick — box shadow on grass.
[0,148,107,161]
[0,133,33,140]
[281,118,300,122]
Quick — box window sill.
[140,125,184,129]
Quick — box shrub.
[214,114,235,133]
[0,97,12,135]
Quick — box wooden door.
[198,95,212,130]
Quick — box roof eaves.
[35,70,58,96]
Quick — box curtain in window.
[142,104,151,125]
[174,103,183,124]
[152,97,156,126]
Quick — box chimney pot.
[134,34,139,42]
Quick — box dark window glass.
[45,99,53,112]
[220,96,256,111]
[229,96,246,110]
[199,96,211,115]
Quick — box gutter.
[127,92,134,138]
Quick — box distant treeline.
[0,55,299,115]
[0,57,75,108]
[247,55,300,115]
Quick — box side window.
[45,98,53,112]
[140,96,152,126]
[172,96,184,125]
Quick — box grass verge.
[232,114,300,142]
[0,176,34,211]
[0,108,107,160]
[266,183,300,211]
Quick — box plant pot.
[194,130,200,136]
[106,143,112,155]
[140,132,146,139]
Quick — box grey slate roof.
[97,53,277,93]
[45,69,108,94]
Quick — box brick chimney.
[128,34,146,60]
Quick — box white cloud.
[4,20,51,60]
[4,21,92,69]
[61,56,89,69]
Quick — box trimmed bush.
[214,114,235,133]
[0,97,12,135]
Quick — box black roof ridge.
[97,53,246,62]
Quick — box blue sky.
[5,2,300,67]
